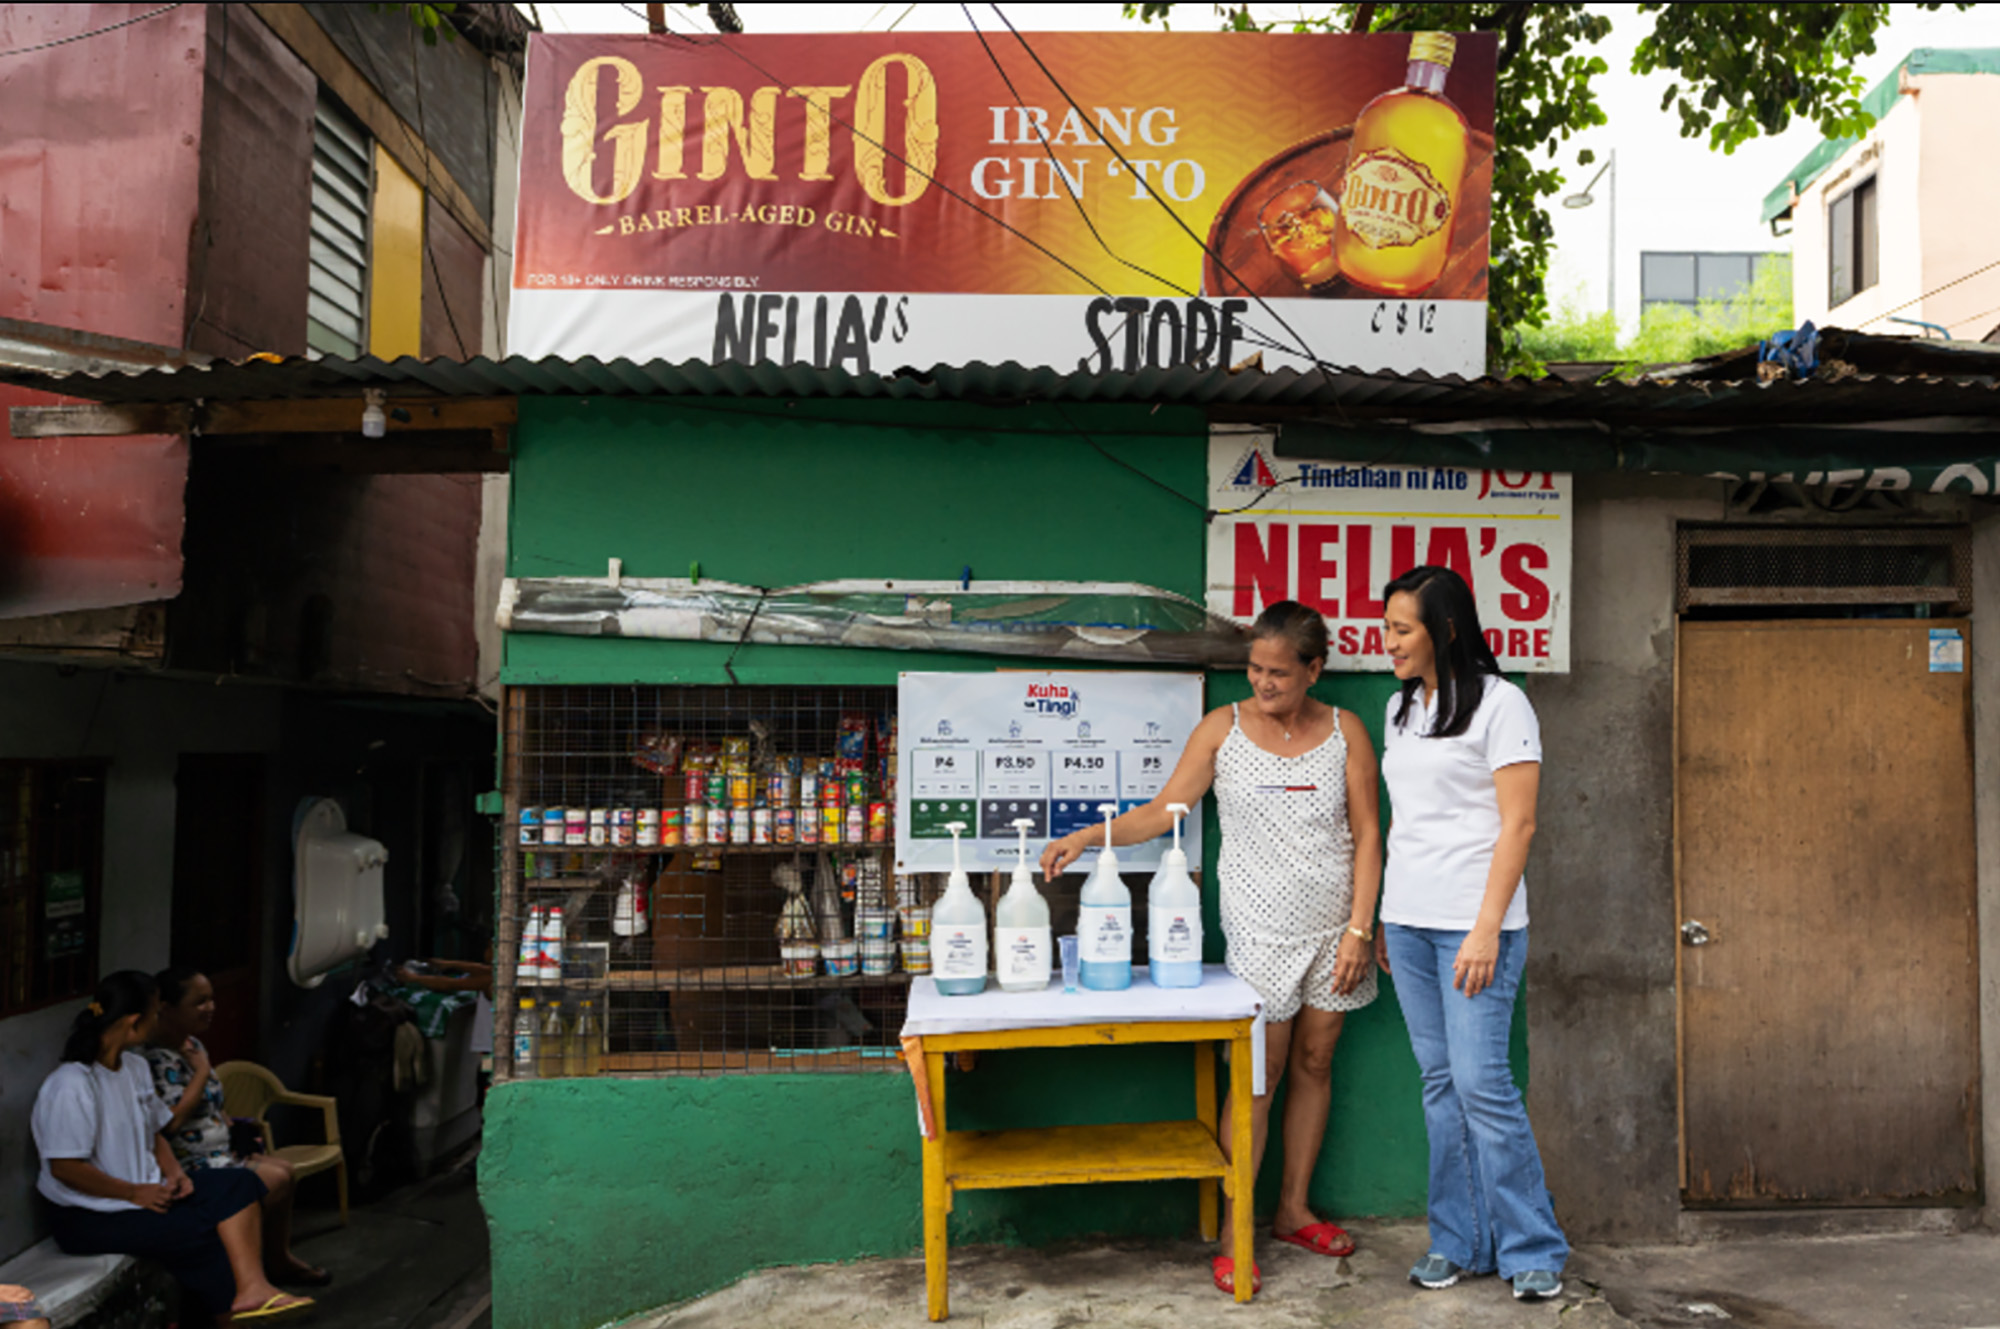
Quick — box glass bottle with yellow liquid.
[1335,32,1469,296]
[563,1000,602,1078]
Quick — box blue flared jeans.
[1385,924,1569,1278]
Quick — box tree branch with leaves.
[1126,2,1966,372]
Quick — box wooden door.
[171,755,266,1064]
[1677,620,1980,1206]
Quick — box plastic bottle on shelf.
[519,906,546,984]
[995,818,1051,992]
[540,905,565,983]
[539,1000,567,1077]
[512,998,538,1078]
[564,1001,602,1077]
[1078,803,1132,991]
[1147,802,1203,989]
[930,821,988,996]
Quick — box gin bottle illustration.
[1334,31,1469,296]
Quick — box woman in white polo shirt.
[1377,565,1568,1303]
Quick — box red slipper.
[1273,1220,1356,1257]
[1211,1255,1261,1295]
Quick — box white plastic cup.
[1059,934,1081,992]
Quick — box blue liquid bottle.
[1077,803,1132,991]
[1147,802,1203,988]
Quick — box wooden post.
[923,1049,950,1320]
[1229,1025,1255,1302]
[1194,1040,1218,1241]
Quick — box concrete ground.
[637,1220,2000,1329]
[282,1153,491,1329]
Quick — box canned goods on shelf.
[867,802,890,843]
[684,772,705,805]
[588,808,610,847]
[844,805,865,845]
[706,774,727,807]
[661,807,684,847]
[611,808,635,847]
[798,773,820,807]
[845,772,869,805]
[820,779,844,808]
[730,808,752,845]
[519,808,541,846]
[565,808,588,846]
[798,810,819,845]
[767,774,793,810]
[775,807,796,844]
[821,806,843,843]
[751,808,773,845]
[542,809,565,845]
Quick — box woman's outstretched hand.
[1039,834,1085,882]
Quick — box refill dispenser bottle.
[1147,802,1203,988]
[995,818,1051,992]
[931,822,988,995]
[1077,803,1132,991]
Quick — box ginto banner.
[1206,435,1571,672]
[508,30,1496,376]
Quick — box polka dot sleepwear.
[1213,703,1377,1022]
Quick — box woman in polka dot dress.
[1041,600,1382,1296]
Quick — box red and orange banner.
[509,30,1496,375]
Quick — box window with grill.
[309,95,371,358]
[0,762,107,1016]
[1828,177,1879,308]
[498,685,922,1078]
[1677,526,1970,614]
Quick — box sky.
[526,2,2000,333]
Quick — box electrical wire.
[1859,256,2000,331]
[609,2,1315,367]
[1046,404,1209,513]
[985,3,1333,372]
[0,3,184,59]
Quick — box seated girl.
[143,968,329,1286]
[32,972,312,1325]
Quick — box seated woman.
[143,969,329,1287]
[32,971,311,1326]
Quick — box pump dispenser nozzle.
[1166,802,1189,856]
[1011,818,1035,876]
[945,821,968,881]
[1097,803,1119,866]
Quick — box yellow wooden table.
[903,971,1260,1320]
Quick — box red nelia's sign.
[1206,437,1571,672]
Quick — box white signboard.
[896,670,1205,874]
[1205,433,1571,672]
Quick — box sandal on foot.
[232,1294,314,1321]
[1211,1255,1261,1295]
[1273,1220,1355,1258]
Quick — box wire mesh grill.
[1677,525,1972,612]
[497,684,943,1077]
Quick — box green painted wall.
[484,396,1524,1329]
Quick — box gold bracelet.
[1346,924,1373,942]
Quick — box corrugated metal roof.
[4,338,1998,428]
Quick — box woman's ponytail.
[60,970,158,1063]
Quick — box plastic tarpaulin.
[497,576,1251,666]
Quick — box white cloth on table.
[33,1055,173,1212]
[901,964,1267,1095]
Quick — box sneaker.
[1511,1270,1564,1301]
[1409,1253,1468,1289]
